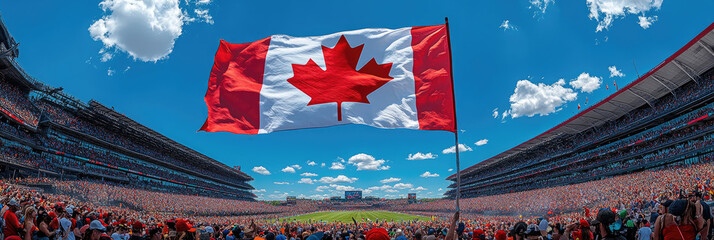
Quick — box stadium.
[0,3,714,240]
[446,22,714,200]
[0,15,255,200]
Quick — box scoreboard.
[408,193,417,203]
[287,196,297,205]
[345,191,362,200]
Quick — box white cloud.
[569,73,602,93]
[438,188,443,191]
[101,52,113,62]
[448,168,453,172]
[505,79,577,118]
[315,186,330,192]
[442,144,473,154]
[107,68,115,76]
[307,161,317,166]
[329,162,345,170]
[302,194,329,199]
[330,184,360,192]
[609,65,625,78]
[420,171,440,178]
[393,183,413,190]
[196,0,211,4]
[194,9,213,24]
[300,172,318,177]
[290,164,302,170]
[252,189,266,193]
[252,166,271,175]
[348,153,390,171]
[529,0,554,15]
[297,178,314,184]
[273,182,290,185]
[318,175,358,184]
[380,177,401,184]
[123,66,130,72]
[638,15,657,29]
[368,185,393,191]
[475,139,489,146]
[492,108,499,118]
[499,20,517,31]
[586,0,663,32]
[411,186,427,191]
[89,0,194,62]
[268,192,289,199]
[281,166,296,173]
[407,152,437,160]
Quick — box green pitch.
[279,211,432,223]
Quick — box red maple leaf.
[288,35,394,121]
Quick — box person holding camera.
[591,209,626,240]
[561,220,592,240]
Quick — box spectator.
[4,199,22,239]
[636,220,652,240]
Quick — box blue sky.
[2,0,713,200]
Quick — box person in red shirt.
[3,200,22,239]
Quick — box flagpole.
[445,17,460,212]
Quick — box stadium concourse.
[0,9,714,240]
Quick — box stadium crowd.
[0,80,38,127]
[0,156,708,240]
[33,101,246,188]
[459,74,714,187]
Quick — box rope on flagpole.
[444,17,460,212]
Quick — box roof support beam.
[650,75,677,97]
[562,125,580,133]
[627,89,654,108]
[577,116,601,128]
[611,99,638,109]
[593,107,620,116]
[631,87,658,102]
[653,74,680,89]
[570,123,592,128]
[591,108,618,121]
[588,108,612,122]
[698,41,714,58]
[606,101,631,112]
[673,60,699,85]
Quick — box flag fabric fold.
[200,25,455,134]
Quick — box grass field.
[280,211,432,223]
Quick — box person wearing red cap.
[495,230,507,240]
[37,211,57,240]
[365,228,389,240]
[472,229,485,240]
[562,220,592,240]
[4,200,22,240]
[129,221,145,240]
[175,219,195,240]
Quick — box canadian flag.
[200,25,455,134]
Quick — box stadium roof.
[87,100,254,181]
[448,21,714,181]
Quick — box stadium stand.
[0,15,256,200]
[446,22,714,199]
